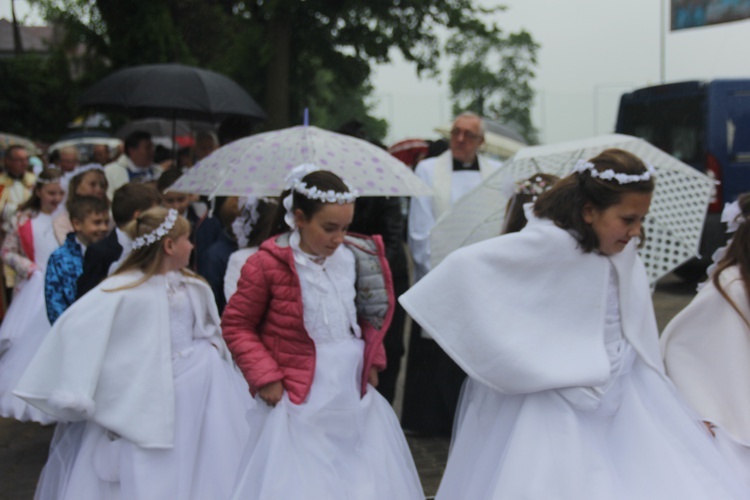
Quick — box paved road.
[0,273,696,499]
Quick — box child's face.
[164,233,194,271]
[583,192,652,256]
[72,211,110,246]
[37,183,64,215]
[76,171,107,199]
[162,192,191,216]
[295,203,354,257]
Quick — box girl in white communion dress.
[401,149,750,499]
[15,206,254,500]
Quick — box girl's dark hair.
[66,168,108,214]
[19,168,63,213]
[263,170,351,238]
[534,148,655,253]
[502,173,560,235]
[712,192,750,327]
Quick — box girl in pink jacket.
[222,168,423,500]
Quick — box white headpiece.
[131,209,179,250]
[36,175,61,185]
[231,196,275,248]
[71,163,105,178]
[515,175,554,201]
[282,164,358,230]
[572,159,655,184]
[722,200,744,233]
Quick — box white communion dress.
[435,264,748,499]
[229,236,424,500]
[399,211,749,500]
[0,212,59,423]
[662,265,750,489]
[16,271,254,500]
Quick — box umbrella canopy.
[429,134,715,285]
[78,63,266,122]
[168,125,432,198]
[388,139,429,168]
[0,132,40,155]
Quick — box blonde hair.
[107,206,196,290]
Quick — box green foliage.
[447,27,539,144]
[0,51,76,143]
[17,0,522,143]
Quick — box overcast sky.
[4,0,749,147]
[370,0,750,146]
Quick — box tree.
[0,51,76,142]
[447,29,539,144]
[26,0,526,144]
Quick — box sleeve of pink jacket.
[221,254,285,392]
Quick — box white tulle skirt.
[35,341,254,500]
[713,427,750,490]
[437,356,750,500]
[230,337,423,500]
[0,271,55,424]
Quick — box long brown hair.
[107,206,195,291]
[66,168,108,214]
[534,148,655,252]
[712,193,750,328]
[502,173,560,235]
[18,168,62,213]
[263,170,352,240]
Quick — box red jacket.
[221,232,394,404]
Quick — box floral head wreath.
[515,176,554,201]
[721,200,745,233]
[232,196,276,247]
[282,164,359,230]
[70,163,105,179]
[131,208,179,250]
[35,175,62,185]
[572,158,655,184]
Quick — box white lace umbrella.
[430,134,715,285]
[168,125,432,197]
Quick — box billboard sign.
[672,0,750,30]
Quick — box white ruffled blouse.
[289,230,361,344]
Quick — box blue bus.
[616,79,750,278]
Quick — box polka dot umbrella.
[429,134,716,285]
[168,125,432,197]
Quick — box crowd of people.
[0,111,749,499]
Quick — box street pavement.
[0,273,695,499]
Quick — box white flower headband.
[232,196,275,247]
[282,164,359,230]
[71,163,105,178]
[131,208,179,250]
[572,159,655,184]
[721,200,744,233]
[515,176,554,200]
[36,176,61,185]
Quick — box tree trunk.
[11,0,23,55]
[264,15,291,130]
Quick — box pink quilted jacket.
[221,232,394,404]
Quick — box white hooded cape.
[661,265,750,445]
[399,213,665,395]
[14,271,230,449]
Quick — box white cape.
[14,271,230,449]
[399,213,665,395]
[661,265,750,445]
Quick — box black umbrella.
[78,63,266,122]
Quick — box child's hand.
[703,421,716,437]
[259,380,284,407]
[368,367,379,388]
